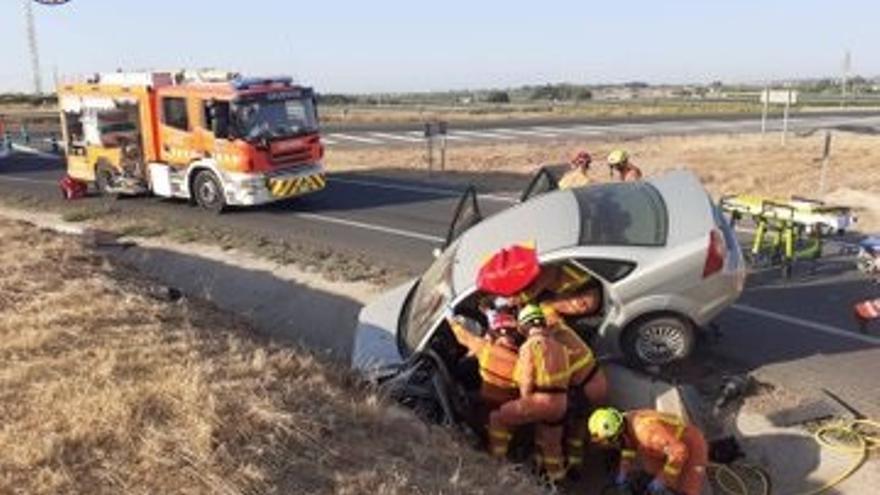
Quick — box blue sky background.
[1,0,877,93]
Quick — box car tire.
[192,170,226,213]
[94,160,117,196]
[622,315,695,368]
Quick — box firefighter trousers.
[488,393,567,481]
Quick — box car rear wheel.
[192,170,226,213]
[94,160,118,196]
[623,315,695,367]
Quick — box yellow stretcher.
[720,194,855,278]
[719,194,855,234]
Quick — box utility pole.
[24,0,42,94]
[841,50,851,108]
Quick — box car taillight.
[703,228,726,278]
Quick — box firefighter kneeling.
[489,304,572,483]
[589,407,708,495]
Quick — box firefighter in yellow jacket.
[488,304,572,483]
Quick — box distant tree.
[575,88,593,101]
[317,93,357,105]
[485,90,511,103]
[623,81,649,89]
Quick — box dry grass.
[0,218,535,495]
[327,131,880,230]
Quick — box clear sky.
[1,0,877,93]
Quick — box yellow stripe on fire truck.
[267,174,326,198]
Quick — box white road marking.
[492,128,559,138]
[296,212,444,243]
[368,132,423,143]
[331,176,517,203]
[322,137,338,145]
[403,131,470,141]
[450,130,514,140]
[327,133,382,145]
[731,303,880,345]
[565,125,612,135]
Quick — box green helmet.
[517,303,545,327]
[588,407,625,440]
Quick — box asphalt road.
[317,111,880,148]
[1,147,878,417]
[11,110,880,149]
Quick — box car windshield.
[400,243,458,354]
[233,97,317,141]
[575,183,668,246]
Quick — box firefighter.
[558,150,593,190]
[446,310,521,411]
[488,304,571,483]
[542,303,608,476]
[588,407,709,495]
[607,149,643,182]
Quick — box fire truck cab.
[57,70,326,211]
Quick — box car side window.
[576,258,636,282]
[162,97,189,131]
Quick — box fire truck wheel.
[94,161,117,196]
[193,170,226,213]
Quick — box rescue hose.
[708,419,880,495]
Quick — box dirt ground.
[327,131,880,231]
[0,218,536,495]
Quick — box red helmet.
[477,244,540,296]
[570,150,592,168]
[489,311,517,332]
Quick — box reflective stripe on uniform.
[491,446,508,456]
[558,264,590,293]
[489,429,512,440]
[621,449,637,459]
[478,347,518,389]
[532,340,571,387]
[569,351,595,374]
[567,439,584,447]
[663,463,682,477]
[642,413,686,439]
[568,456,583,465]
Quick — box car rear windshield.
[574,183,668,246]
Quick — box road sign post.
[438,121,447,171]
[424,122,434,173]
[819,131,832,197]
[782,94,790,145]
[761,85,769,135]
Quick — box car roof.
[450,170,712,294]
[452,190,580,293]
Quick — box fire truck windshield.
[233,97,318,141]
